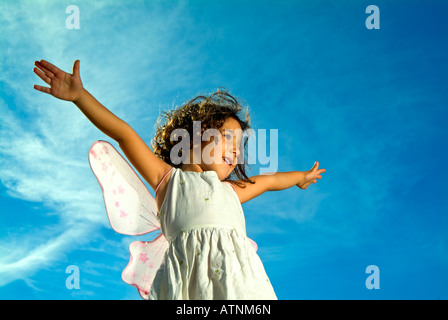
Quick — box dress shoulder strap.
[155,167,174,196]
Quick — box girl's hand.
[33,60,83,102]
[297,161,326,190]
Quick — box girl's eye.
[224,134,232,140]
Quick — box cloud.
[0,0,208,291]
[0,223,91,286]
[0,2,133,287]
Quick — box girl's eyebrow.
[219,129,241,136]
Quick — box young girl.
[33,60,325,300]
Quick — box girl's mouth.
[223,157,233,166]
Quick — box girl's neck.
[180,163,204,173]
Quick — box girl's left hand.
[33,60,83,102]
[297,161,326,190]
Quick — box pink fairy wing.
[248,237,258,252]
[89,140,170,299]
[89,140,160,235]
[122,234,169,300]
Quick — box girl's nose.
[233,140,241,156]
[233,149,240,165]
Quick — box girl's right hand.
[33,60,83,102]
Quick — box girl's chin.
[215,167,233,179]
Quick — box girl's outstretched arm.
[33,60,172,192]
[234,162,326,203]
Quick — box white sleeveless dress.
[147,167,277,300]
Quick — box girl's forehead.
[220,126,243,138]
[219,117,243,130]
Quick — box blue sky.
[0,0,447,300]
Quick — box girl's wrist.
[296,171,308,189]
[73,88,87,105]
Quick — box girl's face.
[199,117,243,180]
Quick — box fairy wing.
[248,238,258,252]
[88,140,168,299]
[89,140,160,235]
[122,235,168,300]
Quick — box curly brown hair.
[151,89,254,188]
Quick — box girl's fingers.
[312,163,326,173]
[35,61,55,78]
[34,67,51,85]
[33,85,51,94]
[39,60,60,74]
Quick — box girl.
[33,60,326,299]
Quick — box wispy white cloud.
[0,0,221,292]
[0,1,160,289]
[0,221,96,286]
